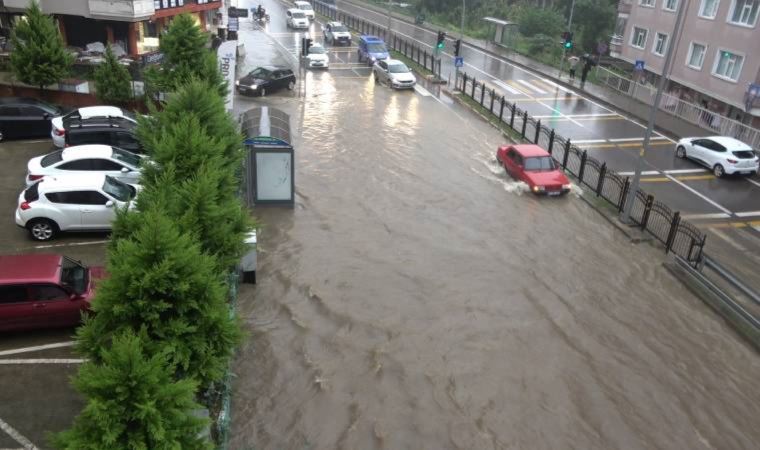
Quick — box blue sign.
[454,56,464,68]
[749,83,760,97]
[228,17,239,32]
[634,59,645,71]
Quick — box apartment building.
[0,0,222,58]
[610,0,760,128]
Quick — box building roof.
[0,254,62,284]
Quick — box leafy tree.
[9,1,73,90]
[144,14,226,97]
[516,6,564,38]
[93,45,133,105]
[77,207,242,387]
[52,331,210,450]
[573,0,616,53]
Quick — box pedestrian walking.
[567,55,580,81]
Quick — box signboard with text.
[217,40,237,113]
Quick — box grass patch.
[390,50,434,77]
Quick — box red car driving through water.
[0,254,105,332]
[496,144,572,196]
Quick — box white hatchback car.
[15,174,139,241]
[305,43,329,69]
[372,59,417,89]
[50,106,137,148]
[294,1,315,20]
[26,145,145,187]
[286,8,309,29]
[675,136,759,177]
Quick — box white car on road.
[675,136,759,177]
[372,59,417,89]
[305,43,329,69]
[286,8,309,29]
[15,173,139,241]
[26,144,145,187]
[50,106,136,148]
[294,1,315,20]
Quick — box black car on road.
[236,66,296,97]
[0,97,65,141]
[64,116,143,154]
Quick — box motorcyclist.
[256,4,265,20]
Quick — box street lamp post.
[387,0,392,35]
[455,0,465,86]
[621,0,689,223]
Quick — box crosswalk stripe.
[736,210,760,218]
[414,85,432,96]
[682,213,732,220]
[493,80,521,95]
[518,79,548,94]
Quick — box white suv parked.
[26,144,145,187]
[50,106,137,148]
[675,136,759,177]
[15,174,139,241]
[286,8,309,29]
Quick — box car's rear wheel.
[287,80,295,90]
[676,145,686,158]
[28,219,58,241]
[713,164,725,178]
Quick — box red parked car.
[496,144,572,196]
[0,254,105,332]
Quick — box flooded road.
[229,23,760,450]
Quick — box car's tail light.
[54,128,65,136]
[28,174,44,182]
[20,201,32,210]
[727,159,738,164]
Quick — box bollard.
[499,97,505,121]
[510,103,516,128]
[596,163,606,197]
[548,129,555,155]
[562,140,571,169]
[521,110,528,138]
[534,120,541,144]
[665,211,681,254]
[578,150,587,182]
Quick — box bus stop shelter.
[482,17,518,49]
[241,106,294,206]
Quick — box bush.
[515,7,564,39]
[526,34,557,55]
[93,45,133,105]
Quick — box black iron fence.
[308,0,707,266]
[457,71,707,265]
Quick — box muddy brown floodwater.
[230,72,760,450]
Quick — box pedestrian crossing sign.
[455,56,464,68]
[634,60,645,71]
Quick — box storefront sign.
[217,40,237,113]
[141,51,164,66]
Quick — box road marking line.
[682,213,732,220]
[503,80,531,95]
[735,210,760,218]
[582,141,673,148]
[0,359,86,364]
[567,116,626,122]
[709,228,747,251]
[663,173,733,214]
[0,341,75,357]
[570,139,608,144]
[493,80,521,95]
[609,137,645,142]
[414,85,432,97]
[663,168,708,174]
[0,417,38,450]
[32,239,109,249]
[517,79,547,94]
[747,178,760,189]
[640,175,715,182]
[533,79,571,93]
[617,170,661,176]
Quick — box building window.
[653,32,668,55]
[687,42,706,68]
[728,0,759,26]
[712,49,743,81]
[664,0,678,10]
[699,0,720,16]
[630,27,648,48]
[639,0,656,6]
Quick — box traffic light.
[302,37,312,56]
[562,32,574,50]
[436,31,446,49]
[454,39,461,57]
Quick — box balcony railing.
[153,0,220,10]
[89,0,155,20]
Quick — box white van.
[286,8,310,29]
[294,1,315,20]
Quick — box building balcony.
[617,0,632,14]
[88,0,155,21]
[609,34,624,58]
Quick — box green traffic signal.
[564,41,573,50]
[437,42,444,49]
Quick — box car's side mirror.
[105,200,114,208]
[43,112,51,119]
[121,167,129,173]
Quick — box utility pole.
[387,0,392,35]
[455,0,464,85]
[557,0,576,78]
[622,0,689,223]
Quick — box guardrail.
[457,71,707,266]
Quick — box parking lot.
[0,139,108,449]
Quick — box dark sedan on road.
[497,144,572,195]
[0,97,65,142]
[236,66,296,97]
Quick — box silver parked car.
[372,59,416,89]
